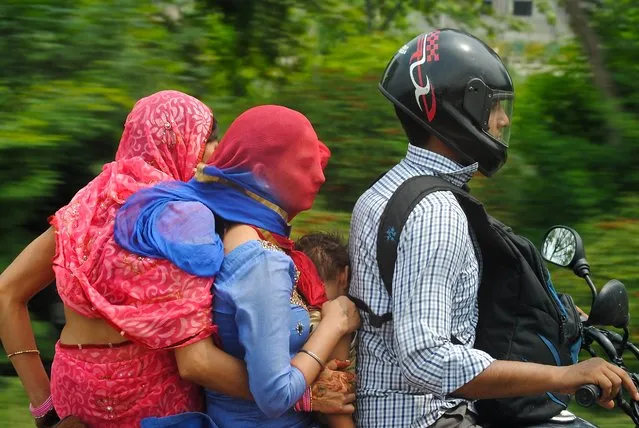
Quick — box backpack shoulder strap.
[349,174,484,329]
[376,175,470,296]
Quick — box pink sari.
[49,90,217,427]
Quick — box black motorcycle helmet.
[379,29,514,176]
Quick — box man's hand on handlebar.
[557,358,639,409]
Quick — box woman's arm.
[173,322,360,416]
[230,248,318,418]
[174,321,359,416]
[292,297,358,384]
[173,329,359,414]
[220,239,350,418]
[174,338,252,400]
[328,335,352,364]
[0,227,56,406]
[219,225,358,418]
[172,222,358,409]
[236,264,355,418]
[319,333,356,428]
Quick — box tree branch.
[365,0,374,33]
[563,0,616,98]
[562,0,621,144]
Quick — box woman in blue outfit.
[114,105,360,428]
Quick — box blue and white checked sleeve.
[392,192,494,397]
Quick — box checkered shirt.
[349,145,495,428]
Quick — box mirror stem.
[623,327,630,349]
[584,274,598,303]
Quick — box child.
[295,232,356,428]
[296,232,350,300]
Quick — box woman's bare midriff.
[59,305,129,345]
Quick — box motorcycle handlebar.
[575,384,601,407]
[584,326,620,362]
[602,328,639,360]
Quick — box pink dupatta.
[49,90,218,427]
[50,89,218,349]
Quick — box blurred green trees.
[0,2,638,424]
[0,0,505,257]
[0,0,637,274]
[475,0,639,232]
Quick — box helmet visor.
[485,92,513,146]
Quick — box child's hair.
[295,232,349,283]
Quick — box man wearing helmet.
[349,29,637,427]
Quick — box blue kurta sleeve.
[224,244,307,418]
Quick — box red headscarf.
[206,105,331,308]
[208,105,330,220]
[50,90,218,348]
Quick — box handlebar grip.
[575,384,601,407]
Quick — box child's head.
[296,232,350,300]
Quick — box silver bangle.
[300,349,325,370]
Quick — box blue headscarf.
[113,164,290,277]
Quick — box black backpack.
[351,175,582,426]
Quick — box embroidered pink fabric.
[51,342,203,427]
[49,90,217,349]
[48,91,215,425]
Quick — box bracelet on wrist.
[300,349,326,370]
[30,396,54,419]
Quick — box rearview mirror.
[586,280,630,328]
[541,226,590,278]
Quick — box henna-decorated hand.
[311,359,357,414]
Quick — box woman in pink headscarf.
[0,91,250,427]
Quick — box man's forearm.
[453,360,563,399]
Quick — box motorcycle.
[532,225,639,427]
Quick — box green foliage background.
[0,0,638,426]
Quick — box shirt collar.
[403,144,478,188]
